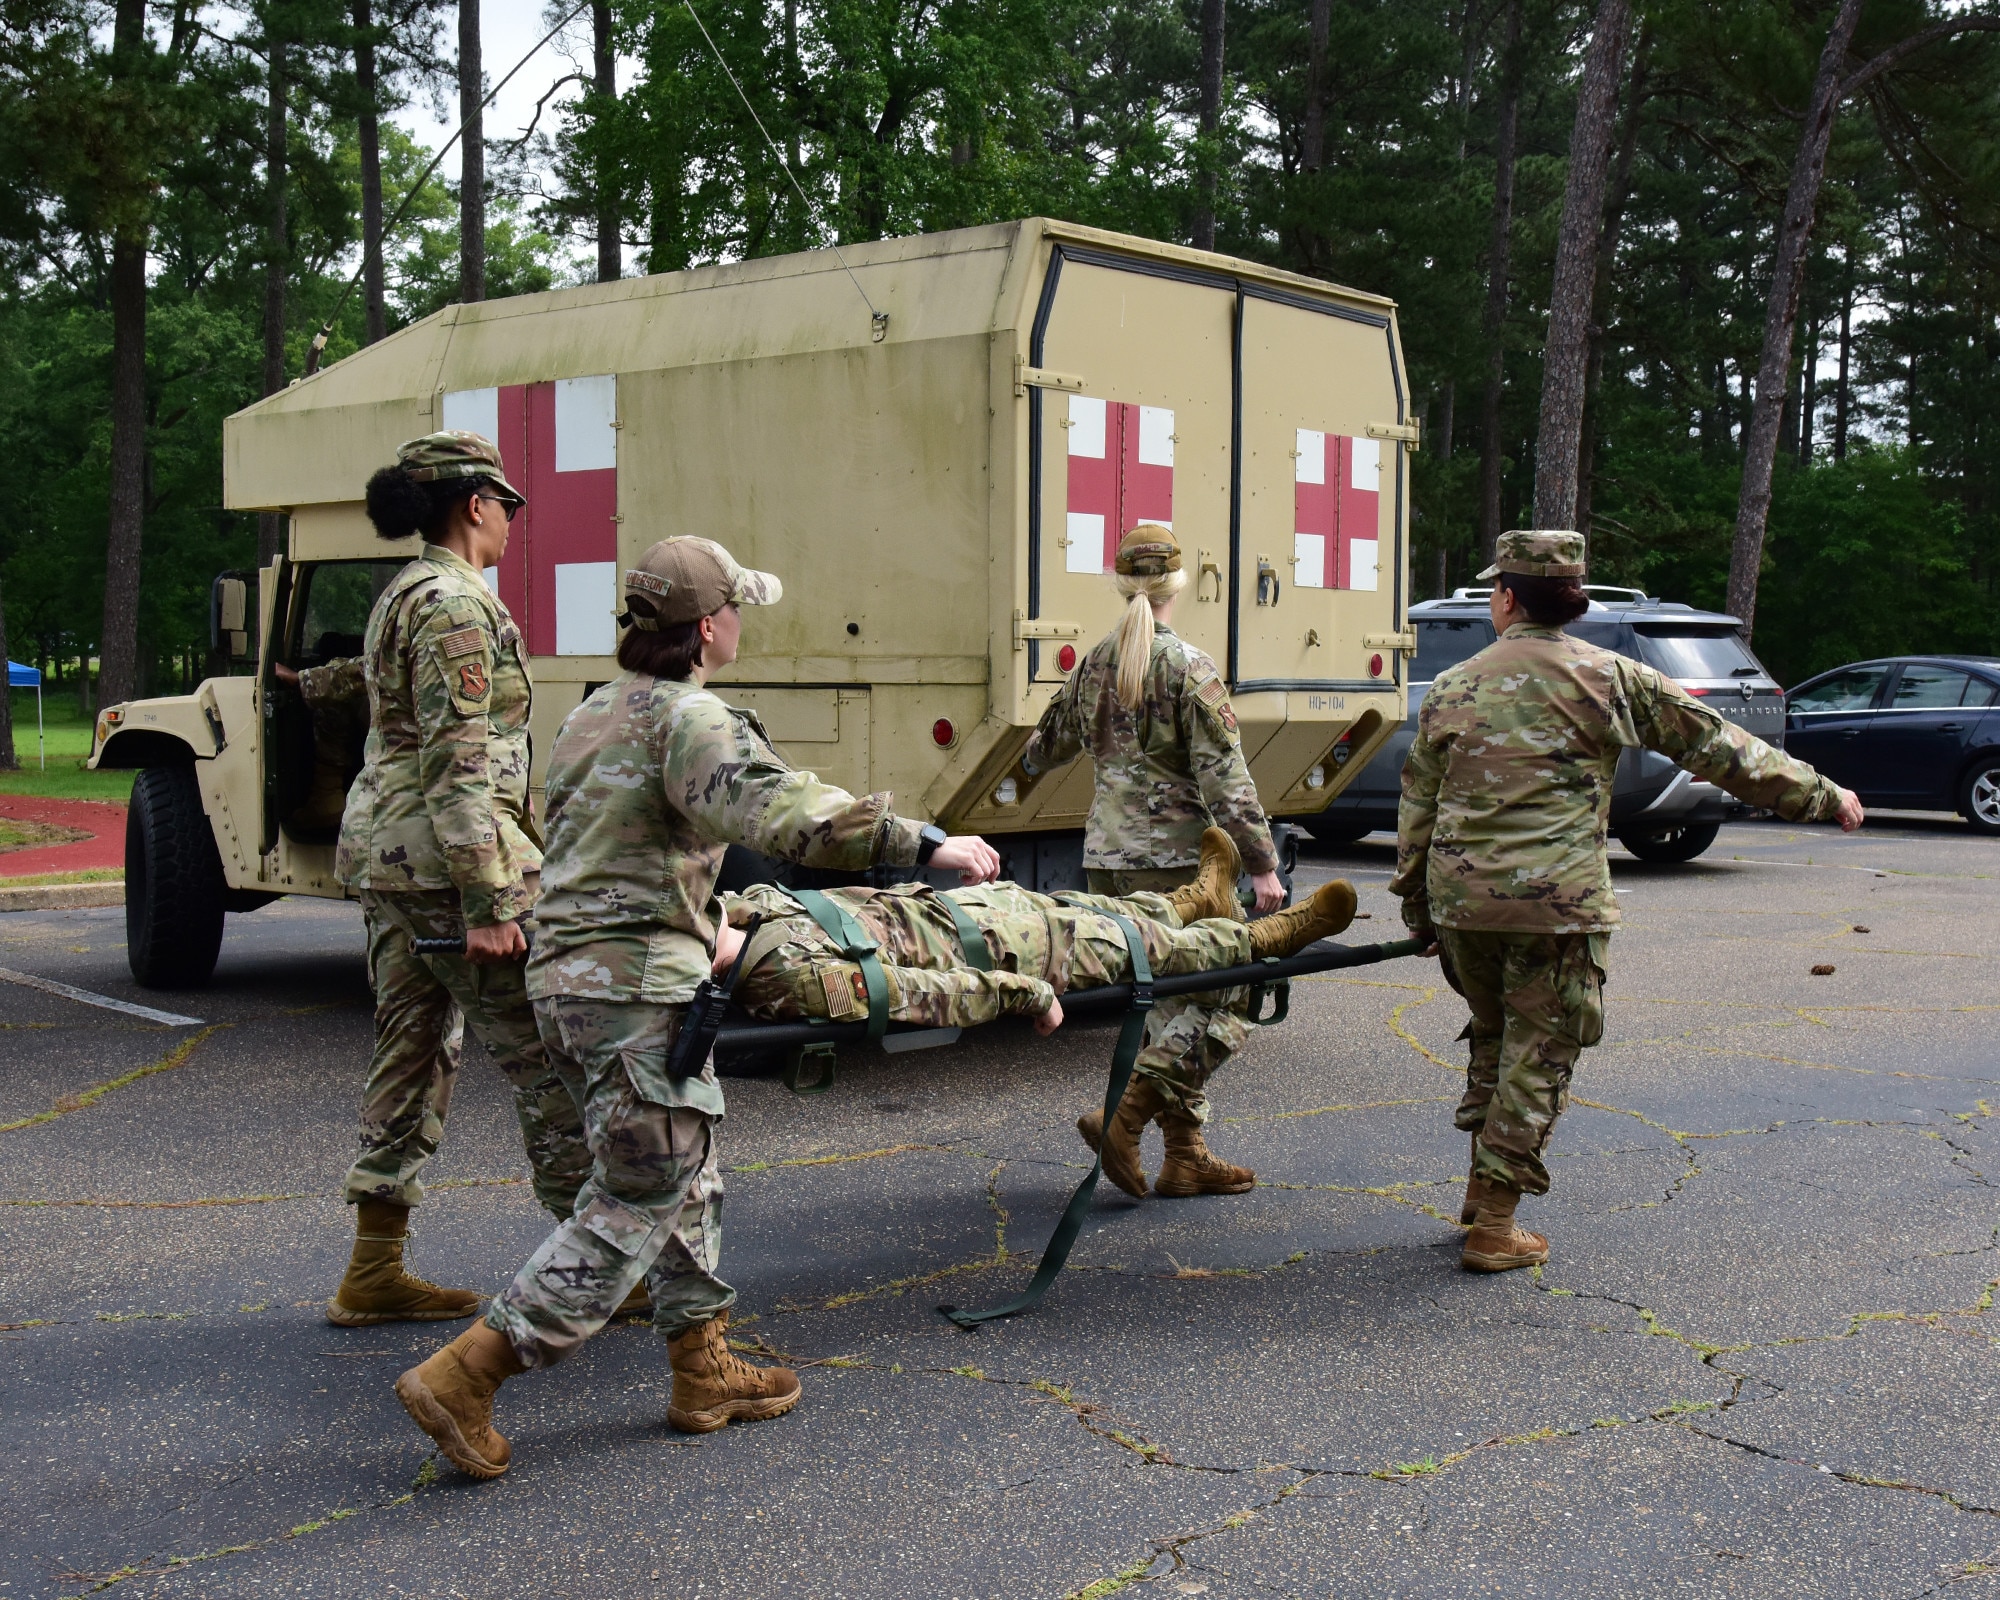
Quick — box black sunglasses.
[478,492,520,523]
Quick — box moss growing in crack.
[412,1455,440,1489]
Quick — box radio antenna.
[680,0,888,342]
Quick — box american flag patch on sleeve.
[440,627,485,659]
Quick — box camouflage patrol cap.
[396,431,526,507]
[1115,523,1182,577]
[1477,528,1587,580]
[622,537,783,629]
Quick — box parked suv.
[1302,587,1789,862]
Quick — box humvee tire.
[126,766,227,989]
[1616,822,1719,864]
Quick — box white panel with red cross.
[1064,393,1174,573]
[442,377,619,656]
[1292,428,1380,592]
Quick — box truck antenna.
[680,0,889,344]
[302,0,595,379]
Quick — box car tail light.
[1057,644,1077,673]
[1679,683,1710,696]
[931,718,956,748]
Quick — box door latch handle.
[1256,557,1281,607]
[1196,549,1223,603]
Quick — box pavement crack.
[1,1025,228,1134]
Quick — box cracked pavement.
[2,816,1996,1598]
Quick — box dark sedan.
[1784,656,2000,833]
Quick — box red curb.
[0,795,127,878]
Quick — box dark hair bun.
[364,465,431,541]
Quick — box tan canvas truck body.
[91,219,1412,987]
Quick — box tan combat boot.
[393,1320,524,1479]
[1153,1109,1256,1196]
[1076,1078,1169,1198]
[616,1282,652,1318]
[1164,827,1244,925]
[326,1198,483,1326]
[1246,880,1359,958]
[1461,1186,1550,1272]
[666,1312,802,1433]
[1460,1133,1498,1226]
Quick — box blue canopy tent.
[7,661,43,769]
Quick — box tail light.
[931,718,956,748]
[1057,644,1077,673]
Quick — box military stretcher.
[411,929,1426,1325]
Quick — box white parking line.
[0,967,204,1027]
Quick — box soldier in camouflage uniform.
[278,654,369,830]
[324,433,593,1328]
[1391,529,1865,1272]
[1024,524,1285,1198]
[717,831,1356,1051]
[392,537,1002,1480]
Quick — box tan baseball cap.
[396,430,525,506]
[1115,523,1182,577]
[1477,529,1587,580]
[622,537,783,629]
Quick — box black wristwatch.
[915,823,947,866]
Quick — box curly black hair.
[363,465,497,542]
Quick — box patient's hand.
[711,919,746,976]
[1033,996,1064,1036]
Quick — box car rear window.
[1413,618,1492,681]
[1892,665,2000,708]
[1634,628,1761,680]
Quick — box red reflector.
[1682,685,1710,696]
[1369,653,1384,678]
[931,718,956,748]
[1057,644,1077,673]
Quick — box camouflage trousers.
[488,998,733,1367]
[345,892,592,1220]
[1086,867,1252,1124]
[1438,927,1608,1196]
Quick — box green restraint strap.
[789,887,891,1042]
[942,895,993,972]
[941,910,1153,1328]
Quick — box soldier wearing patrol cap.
[323,431,594,1327]
[1025,522,1289,1201]
[1390,529,1865,1273]
[390,536,1002,1480]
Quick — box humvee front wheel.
[126,766,226,988]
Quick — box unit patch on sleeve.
[456,661,490,701]
[1195,674,1239,733]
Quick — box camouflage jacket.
[527,674,926,1006]
[335,545,538,927]
[1025,624,1277,873]
[1390,622,1844,934]
[298,656,366,707]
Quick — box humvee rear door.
[1028,251,1236,684]
[1233,292,1406,692]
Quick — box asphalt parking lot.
[4,816,1998,1599]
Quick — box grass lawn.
[1,689,136,801]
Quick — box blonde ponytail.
[1112,568,1187,711]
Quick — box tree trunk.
[1725,0,1867,635]
[354,0,386,344]
[1576,29,1648,541]
[459,0,485,303]
[593,0,619,282]
[1835,251,1852,460]
[1799,307,1818,462]
[1302,0,1331,171]
[0,576,14,768]
[1532,0,1632,532]
[1478,0,1524,563]
[259,27,289,566]
[1191,0,1225,250]
[98,0,151,710]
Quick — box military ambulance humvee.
[92,218,1416,987]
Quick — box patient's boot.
[1076,1079,1168,1198]
[292,758,351,830]
[1154,1109,1256,1196]
[1164,827,1243,925]
[1247,880,1359,957]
